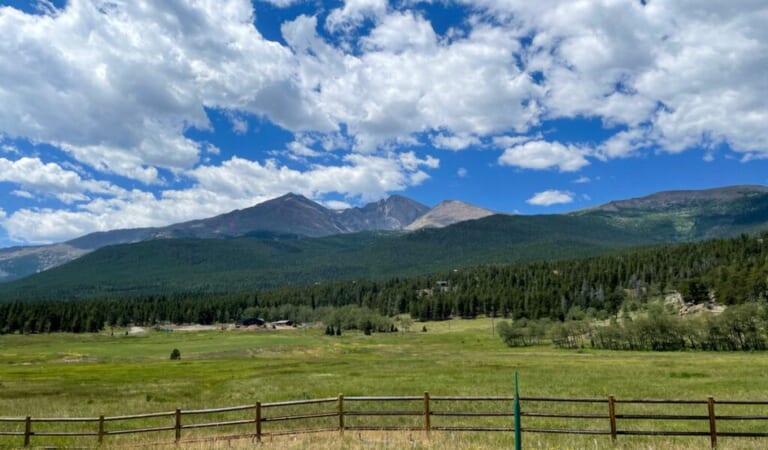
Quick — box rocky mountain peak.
[405,200,496,230]
[337,195,430,231]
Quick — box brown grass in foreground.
[113,431,764,450]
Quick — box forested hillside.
[0,214,651,300]
[2,232,766,334]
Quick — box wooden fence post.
[175,408,182,444]
[608,395,617,444]
[338,394,345,436]
[423,391,431,438]
[98,415,105,445]
[707,396,717,449]
[23,416,31,448]
[255,402,262,443]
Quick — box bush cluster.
[498,303,768,352]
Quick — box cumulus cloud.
[326,0,388,33]
[3,0,767,175]
[285,13,540,152]
[597,128,653,160]
[498,140,589,172]
[433,133,481,151]
[0,157,120,203]
[526,189,574,206]
[466,0,768,157]
[2,0,768,245]
[0,1,331,182]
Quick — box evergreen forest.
[2,233,767,347]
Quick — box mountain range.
[2,185,768,299]
[0,193,477,283]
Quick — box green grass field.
[2,318,768,449]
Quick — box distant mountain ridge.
[0,193,433,282]
[2,185,768,286]
[589,185,768,212]
[575,185,768,241]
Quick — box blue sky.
[0,0,767,247]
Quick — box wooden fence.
[3,394,768,448]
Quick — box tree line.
[1,233,767,335]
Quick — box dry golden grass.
[109,431,766,450]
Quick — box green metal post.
[514,372,521,450]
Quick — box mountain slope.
[155,193,347,239]
[0,194,429,282]
[405,200,495,230]
[0,213,659,300]
[0,228,157,283]
[575,185,768,241]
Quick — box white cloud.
[573,176,591,184]
[0,1,331,182]
[259,0,303,7]
[203,143,221,156]
[498,140,589,172]
[597,128,652,160]
[11,190,34,199]
[433,133,480,151]
[2,0,768,245]
[457,167,468,178]
[0,157,120,203]
[362,10,437,53]
[2,0,767,181]
[526,189,574,206]
[465,0,768,157]
[1,143,19,154]
[228,114,249,135]
[285,14,540,152]
[493,135,537,148]
[324,200,352,210]
[326,0,388,33]
[286,140,323,158]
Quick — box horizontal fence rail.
[3,394,768,448]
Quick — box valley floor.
[1,318,768,449]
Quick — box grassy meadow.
[2,318,768,449]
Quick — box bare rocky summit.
[405,200,496,230]
[337,195,430,231]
